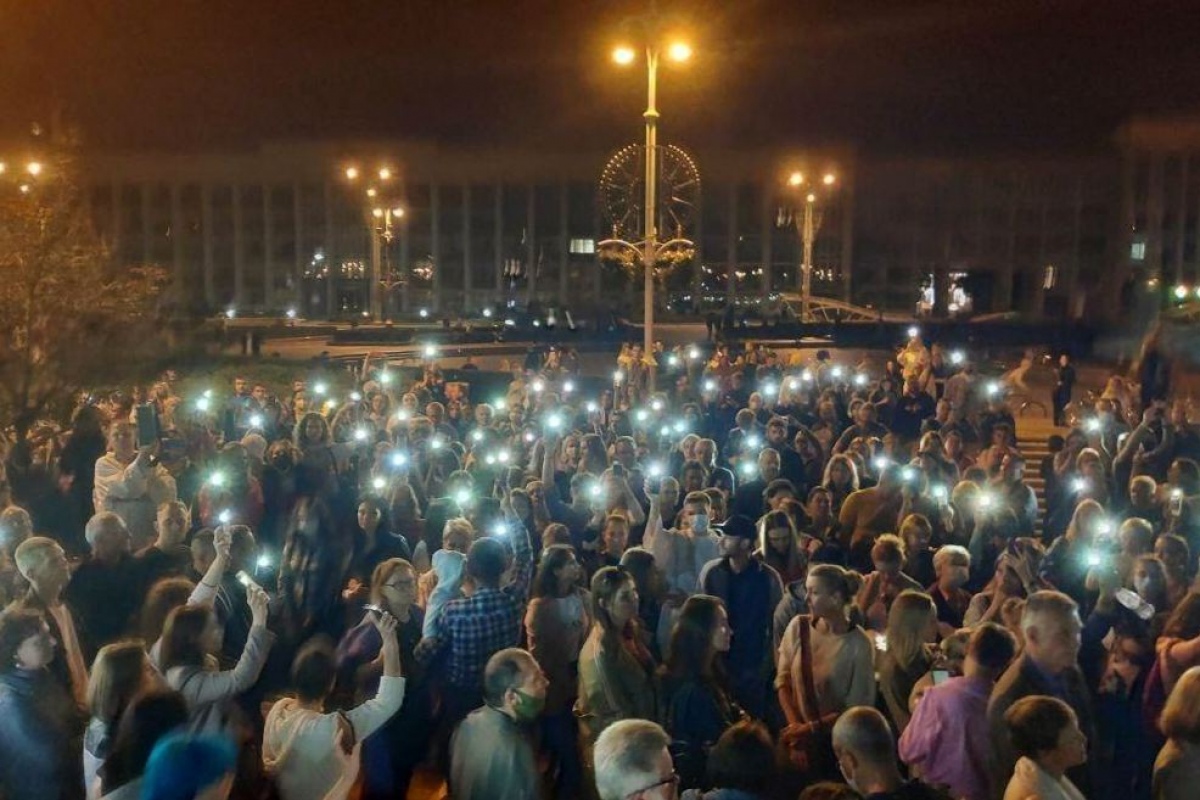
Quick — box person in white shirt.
[93,422,177,551]
[1002,695,1088,800]
[263,610,406,800]
[644,487,719,594]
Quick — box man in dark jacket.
[699,515,783,719]
[987,591,1095,799]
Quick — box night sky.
[3,0,1199,154]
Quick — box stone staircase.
[1016,416,1066,538]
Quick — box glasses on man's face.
[625,773,679,799]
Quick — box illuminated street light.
[607,27,695,392]
[378,167,391,180]
[372,208,384,218]
[612,45,636,65]
[26,161,42,176]
[0,162,6,174]
[366,188,377,198]
[783,168,837,321]
[667,42,692,62]
[344,166,359,180]
[391,207,404,217]
[1174,285,1188,300]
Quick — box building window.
[1043,264,1057,290]
[569,238,595,255]
[1131,241,1146,261]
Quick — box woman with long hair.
[821,454,859,516]
[758,510,808,586]
[159,586,271,735]
[876,591,937,733]
[526,545,591,798]
[1041,499,1106,605]
[776,564,875,778]
[576,566,658,758]
[84,642,158,798]
[98,689,190,798]
[660,594,741,789]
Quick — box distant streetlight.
[612,46,636,65]
[667,42,692,62]
[780,168,838,321]
[25,161,42,176]
[341,162,404,321]
[610,24,694,393]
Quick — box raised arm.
[345,611,406,741]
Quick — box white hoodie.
[262,676,406,800]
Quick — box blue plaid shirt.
[436,522,533,691]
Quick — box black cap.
[719,514,758,541]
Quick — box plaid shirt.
[436,520,533,690]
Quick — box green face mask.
[512,689,545,721]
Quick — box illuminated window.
[1043,264,1057,290]
[569,238,595,254]
[1131,242,1146,261]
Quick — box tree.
[0,152,166,438]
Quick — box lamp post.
[613,33,691,392]
[344,165,402,322]
[783,171,835,322]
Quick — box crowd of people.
[0,329,1198,800]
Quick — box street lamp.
[780,169,837,322]
[344,164,404,322]
[611,30,692,392]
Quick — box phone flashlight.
[762,383,777,396]
[546,414,563,431]
[589,483,603,498]
[978,492,994,509]
[651,399,664,411]
[704,379,716,392]
[740,461,757,477]
[648,462,664,479]
[788,378,799,390]
[208,471,226,488]
[249,414,263,428]
[379,371,392,385]
[668,354,680,367]
[1072,477,1089,493]
[471,430,484,442]
[350,391,362,402]
[1171,488,1184,500]
[831,366,845,379]
[1085,549,1102,568]
[563,380,575,394]
[354,427,369,442]
[256,554,271,570]
[901,467,916,483]
[372,476,386,491]
[430,436,443,450]
[1085,418,1101,433]
[854,374,868,387]
[986,381,1001,397]
[801,369,814,382]
[745,435,760,449]
[635,409,649,422]
[907,326,920,339]
[672,419,687,433]
[314,383,328,396]
[532,379,545,393]
[587,401,598,413]
[423,344,438,359]
[613,370,625,384]
[218,509,233,525]
[524,432,535,443]
[932,484,948,501]
[688,346,700,360]
[390,452,407,468]
[494,397,508,411]
[454,489,472,506]
[950,350,965,365]
[491,522,508,538]
[872,456,890,472]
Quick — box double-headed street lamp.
[344,165,404,322]
[611,29,692,392]
[781,170,836,322]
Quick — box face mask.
[691,513,710,535]
[512,689,545,721]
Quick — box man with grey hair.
[12,536,89,703]
[66,512,142,660]
[449,647,548,800]
[593,719,678,800]
[987,590,1095,798]
[834,706,951,799]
